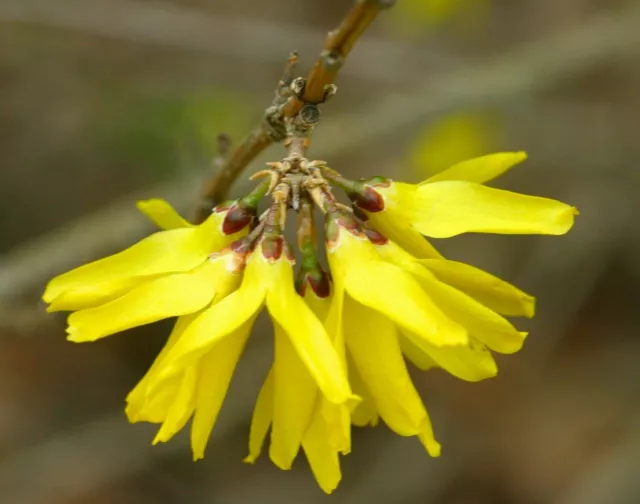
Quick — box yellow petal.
[420,258,535,317]
[424,151,528,185]
[343,294,431,436]
[400,335,437,372]
[152,366,198,444]
[401,329,498,382]
[45,227,211,303]
[67,257,241,342]
[44,208,244,304]
[377,243,526,355]
[331,231,467,348]
[126,314,197,423]
[418,421,441,457]
[348,356,379,427]
[302,404,342,494]
[150,259,266,384]
[367,211,443,259]
[317,281,352,455]
[137,199,193,229]
[190,319,253,460]
[413,181,578,238]
[46,276,147,312]
[411,266,527,354]
[261,251,353,406]
[366,182,442,259]
[244,368,274,464]
[269,322,318,470]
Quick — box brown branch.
[291,0,395,108]
[195,0,393,222]
[194,124,272,223]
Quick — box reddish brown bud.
[295,267,331,299]
[350,185,385,213]
[308,270,331,298]
[230,236,252,255]
[325,209,362,247]
[352,204,369,222]
[222,202,255,235]
[336,212,360,233]
[261,235,284,261]
[284,241,296,263]
[363,226,388,245]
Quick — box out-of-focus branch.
[0,4,639,304]
[0,0,444,85]
[194,125,274,223]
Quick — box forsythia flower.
[245,275,350,494]
[43,197,353,463]
[43,150,577,494]
[355,152,577,258]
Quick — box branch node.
[280,51,299,86]
[299,104,321,127]
[323,84,338,103]
[321,49,345,70]
[290,77,307,97]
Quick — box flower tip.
[135,199,152,211]
[268,450,294,471]
[242,455,257,465]
[427,441,442,458]
[514,150,528,162]
[553,205,579,235]
[418,428,442,457]
[42,284,58,304]
[65,327,86,343]
[319,483,339,495]
[523,295,536,318]
[124,407,140,424]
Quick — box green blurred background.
[1,0,639,502]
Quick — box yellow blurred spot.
[407,112,501,179]
[388,0,492,34]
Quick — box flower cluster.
[43,151,576,493]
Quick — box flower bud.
[222,200,256,235]
[295,264,331,299]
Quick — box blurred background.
[1,0,640,502]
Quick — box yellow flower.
[42,148,579,495]
[325,214,467,456]
[134,234,354,461]
[43,200,247,332]
[43,199,354,466]
[147,236,353,406]
[355,152,578,258]
[245,275,348,494]
[321,192,559,457]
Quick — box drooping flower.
[245,270,347,494]
[349,152,578,258]
[43,198,354,465]
[43,145,578,495]
[43,200,248,330]
[319,149,577,458]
